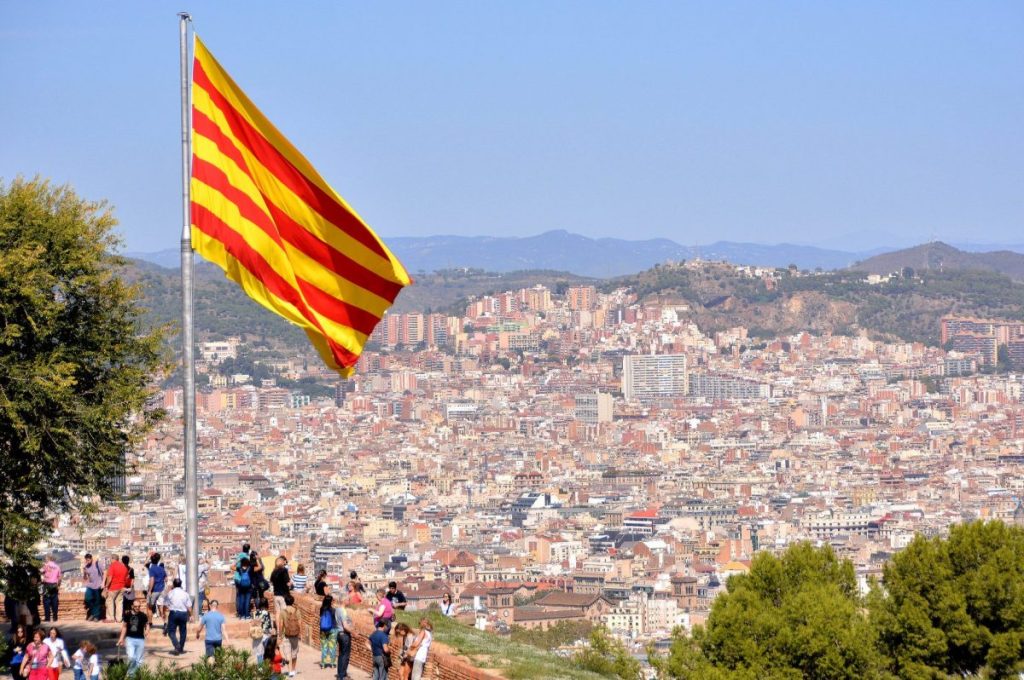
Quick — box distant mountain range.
[126,231,1024,279]
[853,242,1024,281]
[127,230,883,277]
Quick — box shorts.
[274,596,286,615]
[147,590,162,608]
[286,635,300,657]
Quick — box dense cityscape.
[42,258,1024,655]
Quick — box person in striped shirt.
[291,565,308,594]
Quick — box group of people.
[8,625,99,680]
[368,617,433,680]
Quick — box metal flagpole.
[178,11,200,619]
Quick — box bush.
[104,648,271,680]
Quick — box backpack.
[235,569,251,588]
[284,607,301,637]
[319,608,335,632]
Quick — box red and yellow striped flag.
[189,36,410,376]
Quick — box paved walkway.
[5,619,369,680]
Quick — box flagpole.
[178,10,200,618]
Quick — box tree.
[0,178,167,575]
[656,543,888,679]
[575,627,642,679]
[871,521,1024,679]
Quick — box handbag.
[249,622,264,640]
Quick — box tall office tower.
[622,354,688,402]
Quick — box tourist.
[197,556,210,614]
[440,592,456,617]
[83,642,100,680]
[291,564,308,593]
[251,550,269,603]
[392,622,414,680]
[314,569,329,596]
[165,578,193,655]
[70,641,86,680]
[318,594,337,668]
[117,599,150,675]
[334,595,354,680]
[196,599,228,658]
[281,594,301,677]
[250,598,274,664]
[386,581,408,611]
[265,635,284,679]
[366,619,390,680]
[40,555,61,623]
[9,624,29,680]
[407,619,433,680]
[235,543,251,569]
[25,571,41,628]
[345,571,364,604]
[121,556,136,618]
[146,553,167,623]
[20,629,50,680]
[270,555,291,633]
[373,588,395,633]
[42,628,70,680]
[104,551,128,622]
[81,554,104,622]
[234,557,253,619]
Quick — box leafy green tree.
[871,521,1024,679]
[575,627,642,679]
[657,543,888,680]
[0,178,166,575]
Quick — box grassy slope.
[396,611,607,680]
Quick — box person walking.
[234,558,253,619]
[407,619,433,680]
[291,564,308,594]
[334,596,354,680]
[281,594,301,678]
[40,556,61,623]
[9,624,29,680]
[318,595,337,669]
[196,599,228,658]
[269,556,291,634]
[42,628,70,680]
[116,599,150,676]
[366,620,390,680]
[250,598,274,665]
[20,629,51,680]
[165,578,193,655]
[146,553,167,623]
[197,556,210,614]
[104,554,129,623]
[81,555,104,622]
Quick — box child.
[265,635,285,680]
[83,642,100,680]
[71,641,86,680]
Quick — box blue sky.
[2,2,1022,252]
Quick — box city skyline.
[3,2,1022,252]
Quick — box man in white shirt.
[164,578,193,655]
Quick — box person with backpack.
[281,594,301,678]
[146,554,167,624]
[318,595,337,669]
[269,556,291,634]
[372,588,395,634]
[234,558,253,619]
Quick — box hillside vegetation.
[608,263,1024,345]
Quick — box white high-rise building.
[622,354,688,402]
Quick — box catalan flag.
[189,36,410,376]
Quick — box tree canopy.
[0,178,166,576]
[656,523,1024,680]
